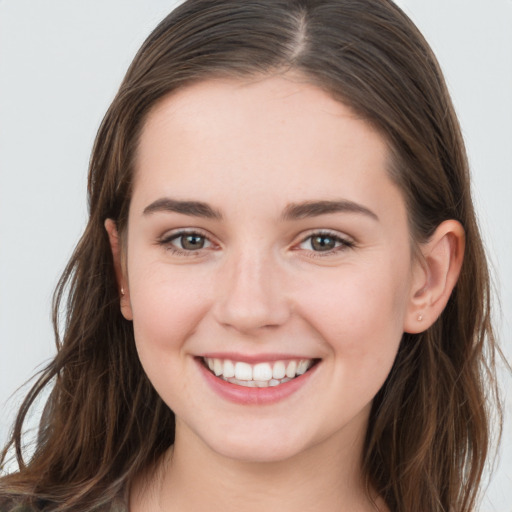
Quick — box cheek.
[126,262,217,410]
[296,259,410,367]
[127,260,213,364]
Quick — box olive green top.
[0,498,128,512]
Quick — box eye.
[159,230,214,254]
[174,233,210,250]
[298,231,354,254]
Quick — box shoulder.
[0,501,128,512]
[0,498,43,512]
[0,503,36,512]
[0,492,128,512]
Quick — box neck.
[130,414,386,512]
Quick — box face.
[118,75,421,463]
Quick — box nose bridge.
[214,243,290,333]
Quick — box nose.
[213,248,291,334]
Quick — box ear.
[105,219,133,321]
[404,220,465,334]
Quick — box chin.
[195,421,317,464]
[213,439,305,464]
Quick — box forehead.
[132,75,403,222]
[138,75,379,156]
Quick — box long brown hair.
[0,1,502,511]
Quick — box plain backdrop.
[0,1,510,510]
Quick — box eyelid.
[159,227,211,242]
[293,229,355,255]
[158,227,218,254]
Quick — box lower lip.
[196,358,319,405]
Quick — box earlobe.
[104,219,133,321]
[404,220,465,334]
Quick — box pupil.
[182,234,204,250]
[312,235,335,251]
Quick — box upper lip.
[198,352,319,364]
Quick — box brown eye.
[179,234,207,250]
[310,235,337,251]
[298,232,353,254]
[160,231,213,253]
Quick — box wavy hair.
[0,1,502,511]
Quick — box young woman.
[0,1,503,511]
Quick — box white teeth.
[253,362,273,381]
[223,360,235,378]
[221,376,295,388]
[285,360,297,378]
[213,359,223,376]
[272,361,286,379]
[235,361,253,381]
[203,357,316,386]
[296,360,310,375]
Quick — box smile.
[203,357,316,388]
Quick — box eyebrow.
[142,197,378,222]
[281,200,379,221]
[143,198,222,219]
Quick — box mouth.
[201,357,319,388]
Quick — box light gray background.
[0,1,510,510]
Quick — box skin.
[106,75,464,512]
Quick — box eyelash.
[158,229,355,257]
[158,229,215,256]
[296,230,355,258]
